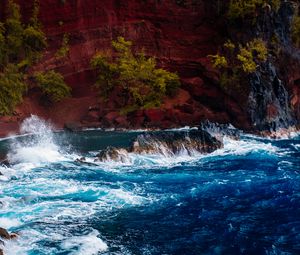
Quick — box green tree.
[91,37,180,111]
[0,64,26,115]
[34,70,71,102]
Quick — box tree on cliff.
[0,0,70,115]
[91,37,180,113]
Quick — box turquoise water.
[0,116,300,255]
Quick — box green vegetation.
[227,0,281,20]
[209,38,268,88]
[0,64,26,115]
[0,0,70,115]
[292,14,300,48]
[91,37,180,111]
[34,71,71,102]
[55,33,70,58]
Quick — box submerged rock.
[96,147,129,163]
[131,130,222,156]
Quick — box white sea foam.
[7,115,67,164]
[209,136,279,157]
[0,218,21,229]
[61,230,108,255]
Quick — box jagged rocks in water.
[131,130,222,156]
[199,121,241,140]
[96,147,129,163]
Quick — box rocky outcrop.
[131,130,222,155]
[96,147,129,163]
[96,129,223,162]
[0,227,18,240]
[0,227,19,255]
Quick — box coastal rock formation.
[96,147,129,163]
[96,130,223,162]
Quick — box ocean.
[0,116,299,255]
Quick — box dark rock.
[96,147,129,163]
[0,248,3,255]
[130,130,223,155]
[9,233,18,239]
[0,228,10,239]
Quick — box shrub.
[34,70,71,102]
[209,54,228,69]
[91,37,180,110]
[0,64,27,115]
[237,38,267,73]
[55,33,70,58]
[227,0,281,20]
[292,15,300,47]
[209,38,268,90]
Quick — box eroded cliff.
[0,0,299,135]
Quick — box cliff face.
[0,0,299,135]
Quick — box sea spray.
[7,115,65,164]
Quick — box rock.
[0,228,10,239]
[96,147,129,163]
[9,233,19,239]
[64,122,82,132]
[0,248,4,255]
[130,130,222,155]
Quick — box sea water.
[0,116,299,255]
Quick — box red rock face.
[0,0,269,134]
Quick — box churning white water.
[7,115,67,164]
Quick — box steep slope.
[0,0,299,135]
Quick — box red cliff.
[0,0,299,136]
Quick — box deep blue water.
[0,117,300,255]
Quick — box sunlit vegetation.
[91,37,180,112]
[209,38,268,88]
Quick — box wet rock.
[96,147,129,163]
[0,248,3,255]
[0,228,10,239]
[199,121,241,140]
[130,130,223,156]
[9,233,18,239]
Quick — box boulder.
[130,130,222,155]
[96,147,129,163]
[0,228,10,240]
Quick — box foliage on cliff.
[291,11,300,48]
[227,0,281,20]
[209,38,268,89]
[91,37,180,111]
[0,0,70,115]
[34,71,71,102]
